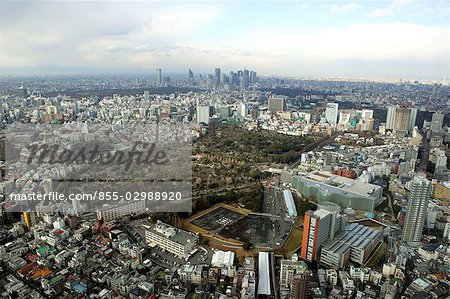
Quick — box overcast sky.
[0,1,449,79]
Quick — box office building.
[431,112,444,134]
[239,103,248,117]
[188,69,194,85]
[338,111,351,126]
[386,105,417,134]
[361,109,374,120]
[402,176,432,242]
[216,106,231,119]
[17,86,27,98]
[268,97,287,113]
[300,208,346,262]
[240,69,249,90]
[320,223,383,269]
[386,106,397,130]
[145,221,199,259]
[407,107,417,133]
[250,71,257,83]
[393,107,410,134]
[156,68,162,85]
[197,105,211,124]
[325,103,339,126]
[292,171,383,212]
[214,68,221,87]
[143,90,151,101]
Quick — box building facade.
[402,176,432,242]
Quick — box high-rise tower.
[402,176,432,242]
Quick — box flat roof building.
[292,171,383,212]
[320,223,383,269]
[145,221,199,259]
[257,252,272,296]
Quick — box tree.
[243,241,252,251]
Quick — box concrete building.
[211,250,235,268]
[402,176,432,242]
[96,200,145,223]
[386,106,417,135]
[279,255,307,291]
[386,106,397,130]
[325,103,339,126]
[320,223,383,269]
[431,112,444,134]
[300,208,346,262]
[292,171,383,212]
[361,109,374,121]
[145,221,198,259]
[290,271,311,299]
[156,68,162,85]
[268,97,287,113]
[197,105,211,125]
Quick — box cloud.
[0,2,448,79]
[370,8,394,17]
[369,0,417,17]
[329,3,360,14]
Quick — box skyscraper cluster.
[187,67,257,89]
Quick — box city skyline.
[0,1,449,80]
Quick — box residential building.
[403,176,432,242]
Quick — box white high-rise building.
[403,176,432,242]
[361,109,374,121]
[386,106,397,130]
[325,103,339,126]
[407,107,418,133]
[239,103,248,117]
[338,111,351,125]
[197,105,210,124]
